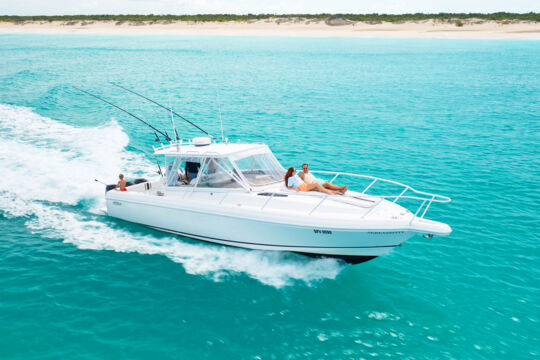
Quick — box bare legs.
[322,182,347,194]
[305,183,339,195]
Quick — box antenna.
[217,90,225,142]
[168,91,179,142]
[168,91,180,151]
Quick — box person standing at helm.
[115,173,127,191]
[299,163,347,194]
[185,161,201,182]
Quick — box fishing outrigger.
[80,84,452,264]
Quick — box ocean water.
[0,34,538,359]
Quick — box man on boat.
[298,163,347,194]
[115,173,127,191]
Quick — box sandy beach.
[0,18,539,39]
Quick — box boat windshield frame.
[160,149,284,191]
[162,154,251,191]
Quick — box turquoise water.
[0,34,539,359]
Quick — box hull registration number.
[313,229,332,235]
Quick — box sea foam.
[0,104,344,288]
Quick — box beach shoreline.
[0,19,539,39]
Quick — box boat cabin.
[154,137,285,191]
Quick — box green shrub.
[0,13,538,23]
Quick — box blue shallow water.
[0,34,539,359]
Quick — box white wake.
[0,104,344,288]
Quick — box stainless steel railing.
[306,171,451,218]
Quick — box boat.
[80,84,452,264]
[105,136,452,263]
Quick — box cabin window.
[233,153,284,186]
[164,156,204,186]
[195,158,243,189]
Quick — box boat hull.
[106,195,416,263]
[146,224,388,263]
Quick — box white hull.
[105,184,450,263]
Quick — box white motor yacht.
[105,137,452,264]
[77,84,451,264]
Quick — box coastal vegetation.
[0,12,538,23]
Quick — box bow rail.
[309,170,451,218]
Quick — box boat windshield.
[233,152,285,186]
[196,158,243,189]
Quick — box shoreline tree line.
[0,13,538,23]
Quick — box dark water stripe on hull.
[148,225,398,249]
[148,226,380,264]
[295,252,378,264]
